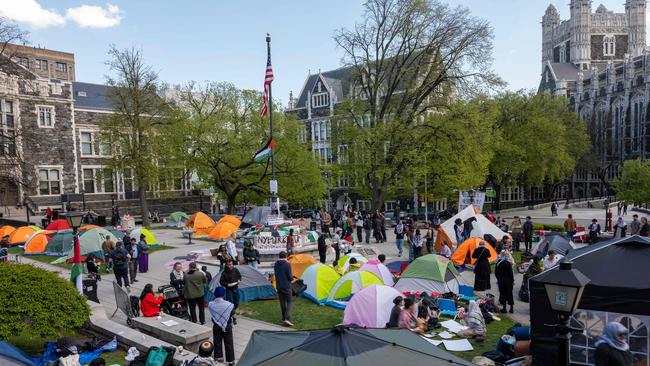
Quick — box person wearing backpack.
[110,242,131,292]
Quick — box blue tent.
[208,265,277,302]
[0,342,36,366]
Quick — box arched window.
[632,97,645,153]
[603,35,616,57]
[613,101,625,156]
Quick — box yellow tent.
[186,212,216,236]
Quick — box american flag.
[261,50,274,117]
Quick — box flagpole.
[266,33,278,215]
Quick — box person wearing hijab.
[208,286,235,365]
[614,217,627,238]
[494,246,515,313]
[387,296,403,328]
[594,322,633,366]
[170,262,184,292]
[457,300,486,338]
[472,241,492,291]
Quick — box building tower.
[542,4,560,69]
[570,0,592,70]
[626,0,647,57]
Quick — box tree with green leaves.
[613,159,650,204]
[99,46,170,226]
[162,82,325,213]
[332,0,500,211]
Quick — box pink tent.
[359,259,394,286]
[343,285,403,328]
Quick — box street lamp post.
[537,259,590,366]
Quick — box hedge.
[532,223,565,232]
[0,263,90,340]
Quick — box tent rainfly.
[439,206,509,246]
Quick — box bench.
[132,313,212,353]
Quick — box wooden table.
[132,313,211,352]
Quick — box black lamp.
[65,211,84,233]
[537,258,590,366]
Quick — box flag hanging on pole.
[254,138,275,162]
[70,234,83,293]
[260,47,274,117]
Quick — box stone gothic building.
[539,0,649,198]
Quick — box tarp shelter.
[359,259,394,286]
[343,285,403,328]
[45,230,74,256]
[529,236,650,366]
[300,263,341,303]
[530,234,575,258]
[394,254,462,294]
[208,221,238,240]
[209,265,276,303]
[288,254,318,278]
[336,253,368,273]
[0,341,36,366]
[45,219,70,231]
[8,226,39,246]
[242,206,285,227]
[440,206,509,246]
[237,326,474,366]
[451,237,498,267]
[130,227,158,245]
[23,230,55,254]
[0,225,15,238]
[327,270,383,303]
[186,212,216,236]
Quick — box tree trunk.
[226,194,236,214]
[493,184,502,212]
[139,185,150,227]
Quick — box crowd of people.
[103,231,151,293]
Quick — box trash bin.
[83,278,99,303]
[97,215,106,226]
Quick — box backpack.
[113,250,128,265]
[130,295,141,316]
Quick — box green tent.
[78,228,118,257]
[394,254,462,294]
[168,211,189,223]
[45,230,74,256]
[107,228,126,241]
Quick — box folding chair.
[458,284,478,301]
[437,298,459,319]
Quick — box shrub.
[0,263,90,340]
[532,223,565,232]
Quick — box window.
[35,59,48,70]
[55,62,67,73]
[37,106,54,127]
[123,168,135,192]
[38,168,61,195]
[80,132,94,155]
[0,100,15,156]
[320,121,327,141]
[603,35,616,57]
[313,121,320,141]
[16,56,28,68]
[83,168,95,193]
[312,92,330,108]
[102,168,115,193]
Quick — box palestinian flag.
[254,138,275,162]
[70,234,83,293]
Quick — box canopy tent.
[0,342,36,366]
[185,212,216,236]
[335,253,368,273]
[130,227,158,245]
[359,259,394,286]
[440,206,509,246]
[288,254,318,278]
[300,263,341,303]
[242,206,285,227]
[394,254,462,294]
[237,327,474,366]
[45,219,70,231]
[327,270,383,305]
[209,265,276,303]
[343,285,403,328]
[530,234,575,258]
[208,221,238,240]
[0,225,15,238]
[8,226,39,246]
[450,237,498,267]
[530,236,650,366]
[23,230,55,254]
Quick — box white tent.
[440,206,509,245]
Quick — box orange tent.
[217,215,241,228]
[79,224,100,231]
[8,226,39,246]
[208,221,238,240]
[434,227,453,253]
[24,230,55,254]
[186,212,216,236]
[0,225,16,238]
[45,219,70,231]
[288,254,318,278]
[451,237,497,267]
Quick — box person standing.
[274,251,294,327]
[380,211,387,243]
[425,223,434,254]
[594,322,633,366]
[629,215,641,236]
[101,238,115,272]
[243,242,260,269]
[110,242,130,292]
[184,262,207,324]
[453,218,464,246]
[394,220,405,257]
[511,216,522,251]
[472,241,492,292]
[209,286,235,365]
[495,246,514,314]
[623,203,628,216]
[128,237,139,284]
[564,214,577,242]
[286,229,296,255]
[317,234,327,264]
[589,219,601,244]
[219,259,241,325]
[225,233,238,263]
[363,213,371,244]
[522,216,534,253]
[137,234,149,273]
[355,213,364,244]
[322,210,332,238]
[411,229,423,259]
[613,217,627,238]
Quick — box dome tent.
[335,253,368,273]
[394,254,462,294]
[300,263,341,303]
[186,212,216,236]
[343,285,403,328]
[439,205,509,246]
[288,254,318,278]
[326,270,383,309]
[130,227,158,245]
[359,259,394,286]
[208,265,276,303]
[451,237,497,267]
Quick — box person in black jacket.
[219,260,241,325]
[522,216,534,252]
[472,241,492,291]
[594,321,634,366]
[494,246,515,313]
[317,235,327,264]
[387,296,403,328]
[274,251,294,327]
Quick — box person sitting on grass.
[399,297,427,335]
[140,283,163,317]
[457,300,486,339]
